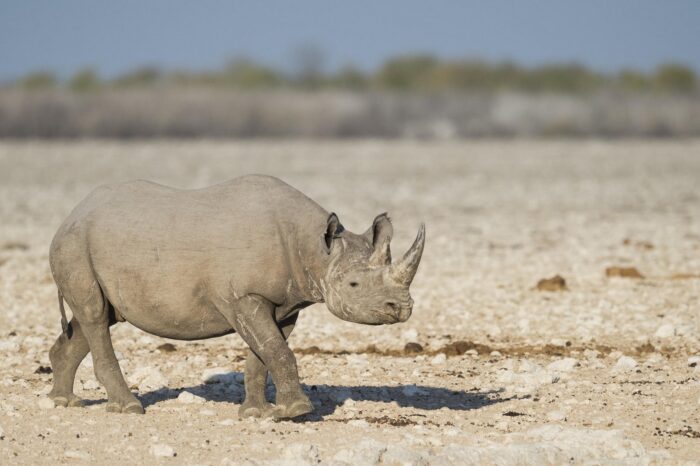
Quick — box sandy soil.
[1,140,699,465]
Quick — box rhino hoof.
[123,402,145,414]
[105,402,122,413]
[273,400,313,419]
[105,401,144,414]
[239,401,274,419]
[50,394,84,408]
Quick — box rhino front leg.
[221,296,311,419]
[239,313,299,419]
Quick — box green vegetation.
[20,71,57,90]
[653,63,697,93]
[113,67,161,88]
[9,56,698,94]
[68,68,101,92]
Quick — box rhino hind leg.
[60,275,144,414]
[239,313,299,419]
[80,319,144,414]
[49,317,89,407]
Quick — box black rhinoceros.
[48,175,425,418]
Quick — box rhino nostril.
[384,301,399,314]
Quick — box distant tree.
[332,65,369,90]
[223,58,281,88]
[69,68,100,92]
[519,64,603,93]
[114,67,161,87]
[19,71,57,90]
[435,60,506,91]
[375,55,439,90]
[654,63,696,92]
[617,69,651,91]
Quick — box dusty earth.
[0,140,699,465]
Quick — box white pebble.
[547,410,567,422]
[128,366,168,392]
[218,419,236,426]
[38,398,55,410]
[201,367,238,385]
[0,341,20,352]
[64,450,90,460]
[348,419,370,428]
[430,353,447,365]
[0,425,4,439]
[654,324,675,339]
[282,443,320,463]
[199,409,216,416]
[150,443,176,457]
[177,391,205,404]
[687,356,700,366]
[547,358,580,373]
[613,356,638,372]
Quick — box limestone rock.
[64,450,91,460]
[129,366,168,392]
[281,443,320,465]
[613,356,638,372]
[430,353,447,365]
[547,358,579,373]
[177,391,206,404]
[202,367,239,385]
[37,398,55,410]
[150,443,176,457]
[547,410,567,422]
[383,445,427,465]
[333,439,386,465]
[654,324,675,339]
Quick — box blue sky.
[1,1,699,80]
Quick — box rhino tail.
[57,289,72,337]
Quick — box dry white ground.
[0,140,699,465]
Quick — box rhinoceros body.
[52,175,329,340]
[48,174,425,418]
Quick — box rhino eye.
[349,281,359,288]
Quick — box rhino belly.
[99,273,235,341]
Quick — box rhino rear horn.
[390,223,425,286]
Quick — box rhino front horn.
[390,223,425,286]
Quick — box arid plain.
[1,140,699,464]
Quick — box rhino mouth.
[371,309,404,325]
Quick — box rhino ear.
[365,213,393,266]
[324,213,342,254]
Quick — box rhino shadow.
[130,372,510,420]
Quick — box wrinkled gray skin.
[48,175,425,418]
